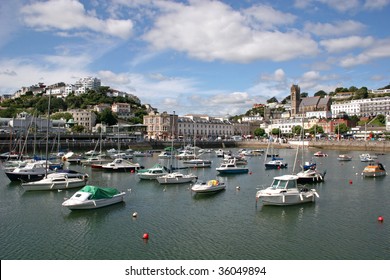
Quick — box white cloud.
[319,0,360,12]
[0,58,90,93]
[143,0,318,63]
[243,4,297,29]
[364,0,390,10]
[340,39,390,67]
[304,20,365,37]
[320,36,374,53]
[21,0,133,39]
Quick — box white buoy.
[132,212,138,218]
[236,186,240,190]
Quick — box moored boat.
[137,164,169,180]
[265,159,288,169]
[256,174,319,206]
[157,172,197,184]
[101,158,141,172]
[22,172,88,191]
[62,185,126,210]
[216,159,248,174]
[191,179,226,193]
[361,162,387,177]
[296,168,326,184]
[337,154,352,161]
[314,151,328,157]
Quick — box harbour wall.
[1,133,389,154]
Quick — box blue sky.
[0,0,389,116]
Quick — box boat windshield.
[271,179,296,189]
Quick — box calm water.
[1,148,389,260]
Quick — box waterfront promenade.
[1,134,389,154]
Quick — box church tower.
[291,84,301,116]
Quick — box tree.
[308,125,324,135]
[254,128,266,138]
[98,108,117,126]
[267,97,278,103]
[71,124,85,133]
[292,125,303,136]
[314,90,327,98]
[349,86,358,92]
[271,128,280,136]
[334,123,348,135]
[51,112,73,121]
[353,87,368,99]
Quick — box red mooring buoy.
[349,180,353,184]
[378,216,384,222]
[142,233,149,239]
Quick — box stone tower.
[291,84,301,116]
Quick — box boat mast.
[169,111,175,172]
[44,93,51,178]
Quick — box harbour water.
[0,148,389,260]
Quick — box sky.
[0,0,389,117]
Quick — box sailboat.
[294,116,326,184]
[155,111,197,184]
[22,93,88,191]
[182,132,211,168]
[264,136,287,169]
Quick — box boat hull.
[296,176,325,184]
[265,164,288,169]
[257,193,315,206]
[5,172,46,182]
[63,193,125,210]
[362,171,386,177]
[191,182,226,193]
[22,179,87,191]
[216,168,248,174]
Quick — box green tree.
[267,97,278,103]
[51,112,73,121]
[71,124,85,133]
[292,125,303,136]
[314,90,327,98]
[254,127,266,138]
[308,125,324,135]
[334,123,349,134]
[98,108,118,126]
[353,87,368,99]
[271,128,280,135]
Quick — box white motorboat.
[137,164,169,180]
[22,172,88,191]
[191,179,226,193]
[359,153,377,162]
[337,154,352,161]
[101,158,141,172]
[256,174,319,206]
[62,185,126,210]
[158,151,173,159]
[157,172,198,184]
[183,158,212,168]
[176,150,196,160]
[215,149,225,157]
[216,159,248,174]
[81,155,111,167]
